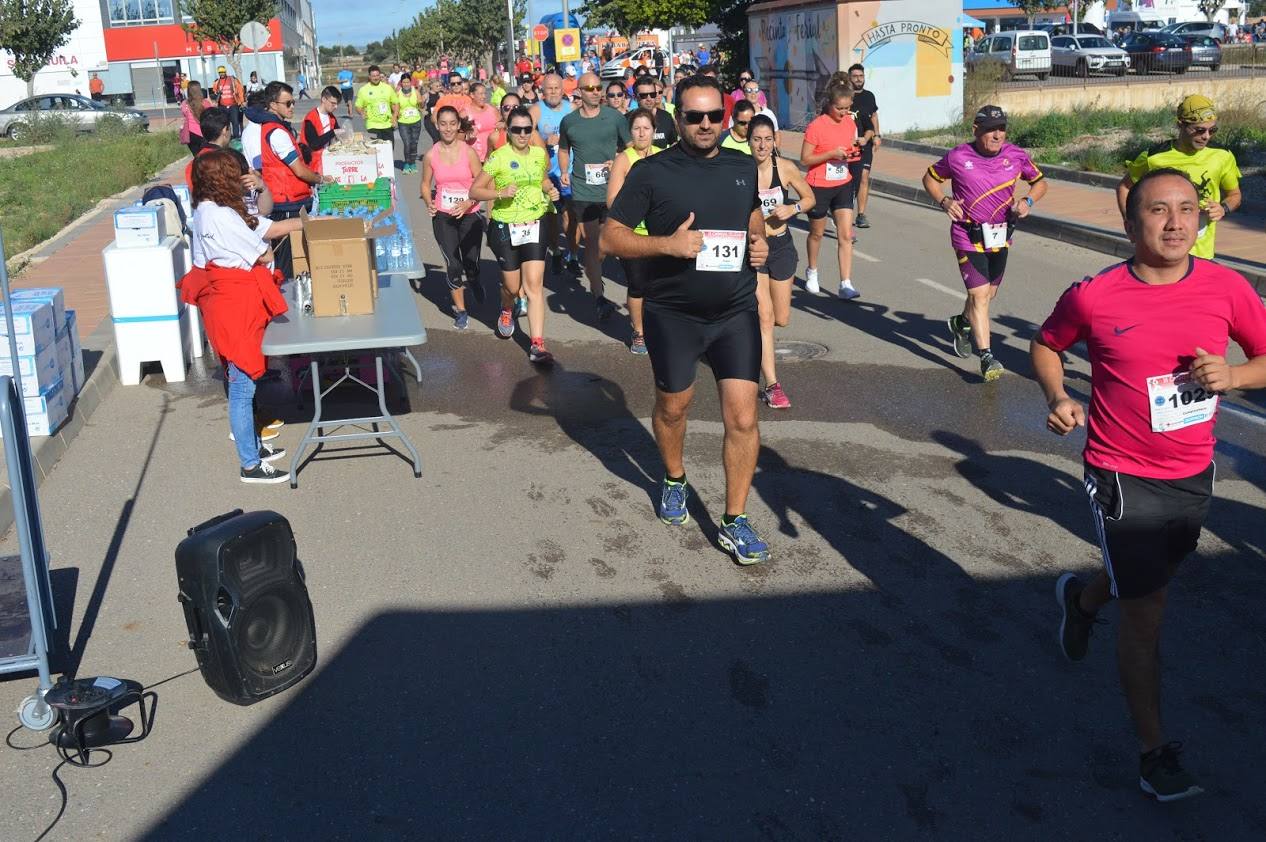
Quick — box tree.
[397,0,526,68]
[0,0,79,96]
[581,0,712,35]
[182,0,277,81]
[1197,0,1225,22]
[1012,0,1047,26]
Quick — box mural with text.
[749,4,839,133]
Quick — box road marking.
[1221,401,1266,428]
[854,249,880,263]
[915,276,963,299]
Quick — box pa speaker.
[175,510,316,705]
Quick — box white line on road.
[915,276,963,299]
[854,249,881,263]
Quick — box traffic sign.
[533,24,549,42]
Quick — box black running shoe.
[567,256,581,274]
[1140,742,1204,802]
[1055,572,1102,661]
[240,462,290,484]
[855,212,871,229]
[596,297,615,322]
[468,276,486,304]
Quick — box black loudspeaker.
[175,510,317,705]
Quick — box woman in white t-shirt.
[182,149,303,484]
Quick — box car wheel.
[1210,64,1220,72]
[1115,69,1127,76]
[7,123,26,143]
[1075,59,1088,78]
[1175,66,1187,74]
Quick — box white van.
[966,30,1052,81]
[600,46,670,80]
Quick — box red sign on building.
[103,19,284,62]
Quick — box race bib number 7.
[981,222,1008,250]
[696,230,746,272]
[1147,371,1218,432]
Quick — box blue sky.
[312,0,568,48]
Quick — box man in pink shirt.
[1033,167,1266,803]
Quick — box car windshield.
[1076,37,1113,49]
[1017,36,1047,50]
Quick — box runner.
[355,65,397,143]
[720,99,755,153]
[558,72,631,322]
[602,75,772,565]
[469,106,562,364]
[1034,168,1266,802]
[300,86,341,178]
[1115,95,1242,260]
[800,83,861,300]
[517,74,539,106]
[605,80,628,115]
[529,74,575,274]
[605,107,660,356]
[337,66,355,119]
[847,63,880,229]
[422,106,486,331]
[393,74,424,172]
[633,76,677,148]
[922,105,1046,382]
[488,92,521,153]
[464,81,498,161]
[422,79,442,143]
[751,114,814,409]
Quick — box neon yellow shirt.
[395,88,422,124]
[483,144,551,224]
[355,82,396,130]
[1126,142,1241,259]
[721,132,752,154]
[622,144,659,235]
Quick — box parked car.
[1181,35,1223,71]
[965,30,1052,81]
[1036,22,1106,38]
[1161,21,1228,43]
[1121,32,1191,74]
[0,94,149,142]
[599,46,671,80]
[1051,34,1131,77]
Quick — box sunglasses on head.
[508,125,533,135]
[682,109,724,125]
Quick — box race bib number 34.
[1147,371,1218,432]
[696,229,745,272]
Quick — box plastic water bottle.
[389,235,402,272]
[401,238,413,271]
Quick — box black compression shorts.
[1084,462,1214,600]
[642,305,760,394]
[488,219,548,272]
[622,257,647,298]
[569,199,608,224]
[807,181,856,219]
[758,231,797,281]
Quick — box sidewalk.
[778,131,1266,275]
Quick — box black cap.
[974,105,1006,129]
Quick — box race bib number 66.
[1146,370,1218,432]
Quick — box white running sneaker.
[838,280,860,301]
[804,267,820,295]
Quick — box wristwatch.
[1220,201,1232,216]
[794,201,802,213]
[1024,196,1034,207]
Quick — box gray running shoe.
[947,315,972,359]
[980,351,1004,382]
[1140,743,1204,802]
[1055,573,1103,661]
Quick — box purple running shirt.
[927,142,1043,252]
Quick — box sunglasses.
[606,91,625,98]
[580,85,602,92]
[682,109,724,125]
[508,125,533,135]
[277,99,295,107]
[636,91,657,99]
[1185,124,1218,135]
[734,120,750,127]
[500,104,515,111]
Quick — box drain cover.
[773,340,828,362]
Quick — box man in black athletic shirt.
[603,75,772,565]
[847,63,879,228]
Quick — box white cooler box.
[103,236,191,384]
[113,205,171,249]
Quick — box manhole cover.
[773,340,828,361]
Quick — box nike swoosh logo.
[1114,324,1140,336]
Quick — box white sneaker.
[805,268,820,295]
[838,280,860,301]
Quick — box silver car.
[1051,34,1131,77]
[1160,21,1228,43]
[0,94,149,142]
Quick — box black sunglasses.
[682,109,724,125]
[508,125,533,135]
[606,91,625,98]
[636,91,657,99]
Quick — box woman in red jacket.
[182,150,303,484]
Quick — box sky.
[312,0,568,49]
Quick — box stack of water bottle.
[371,212,415,274]
[0,287,85,437]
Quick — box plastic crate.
[316,178,393,213]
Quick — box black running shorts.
[340,88,354,103]
[642,305,760,394]
[758,231,797,281]
[1083,462,1215,600]
[569,199,608,224]
[488,219,548,272]
[622,257,647,299]
[807,181,857,219]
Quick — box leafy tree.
[1197,0,1225,22]
[181,0,277,81]
[0,0,80,96]
[397,0,525,68]
[1012,0,1047,26]
[581,0,711,35]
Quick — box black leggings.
[433,212,484,289]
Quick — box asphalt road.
[2,134,1265,840]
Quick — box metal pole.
[154,41,169,123]
[505,0,517,78]
[1073,0,1079,36]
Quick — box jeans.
[227,363,261,469]
[369,127,395,143]
[398,121,421,163]
[228,104,242,138]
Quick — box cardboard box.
[113,204,169,248]
[0,378,68,437]
[0,300,57,356]
[11,287,65,330]
[0,342,61,398]
[55,332,72,384]
[66,310,85,395]
[370,140,395,180]
[289,230,309,276]
[322,152,379,186]
[301,210,395,317]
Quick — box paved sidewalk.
[779,131,1266,269]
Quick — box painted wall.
[749,2,841,132]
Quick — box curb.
[0,320,121,539]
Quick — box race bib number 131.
[696,230,745,272]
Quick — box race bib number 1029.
[1146,371,1218,433]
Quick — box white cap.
[566,65,577,76]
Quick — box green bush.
[12,112,79,146]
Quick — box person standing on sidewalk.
[257,82,323,278]
[356,66,397,143]
[922,105,1046,382]
[847,63,879,229]
[1115,95,1242,261]
[1035,168,1266,802]
[212,66,245,138]
[179,81,206,155]
[393,75,424,173]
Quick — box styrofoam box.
[0,300,57,356]
[370,140,395,180]
[0,342,61,397]
[171,184,193,219]
[0,378,68,437]
[55,332,72,384]
[66,310,85,395]
[322,152,379,186]
[103,236,186,320]
[11,287,65,331]
[114,204,169,248]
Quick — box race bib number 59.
[696,230,745,272]
[1147,371,1218,432]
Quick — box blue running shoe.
[659,478,690,525]
[453,310,470,330]
[717,515,771,565]
[515,296,528,317]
